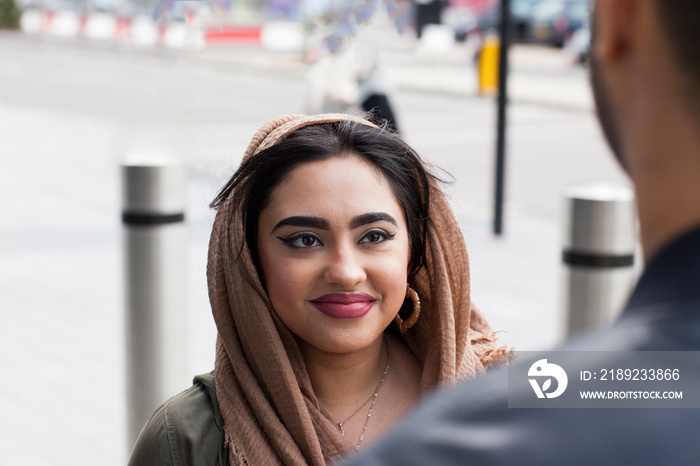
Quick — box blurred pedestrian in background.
[343,1,700,463]
[302,1,409,132]
[128,113,509,465]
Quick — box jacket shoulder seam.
[164,399,185,466]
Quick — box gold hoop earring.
[395,285,420,334]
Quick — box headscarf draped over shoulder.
[207,114,509,465]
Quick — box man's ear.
[592,0,639,62]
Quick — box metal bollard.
[122,162,187,449]
[562,182,637,337]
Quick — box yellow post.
[478,33,500,96]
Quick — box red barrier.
[204,26,261,44]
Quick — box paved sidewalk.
[15,28,594,111]
[188,41,593,111]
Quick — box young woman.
[129,114,509,466]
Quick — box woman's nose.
[324,243,366,288]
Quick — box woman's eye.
[279,234,322,249]
[359,230,395,244]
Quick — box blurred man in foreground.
[343,0,700,464]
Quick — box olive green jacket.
[128,372,229,466]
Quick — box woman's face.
[257,155,410,355]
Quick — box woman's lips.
[310,293,376,319]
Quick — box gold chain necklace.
[335,336,391,451]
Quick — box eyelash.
[277,230,396,249]
[358,230,395,244]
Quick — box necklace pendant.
[333,335,391,451]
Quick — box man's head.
[590,0,700,259]
[590,0,700,171]
[655,1,700,91]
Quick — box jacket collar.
[625,224,700,313]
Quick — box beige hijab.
[207,114,509,465]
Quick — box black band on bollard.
[122,212,185,226]
[563,250,634,269]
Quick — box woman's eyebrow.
[350,212,397,229]
[271,216,330,233]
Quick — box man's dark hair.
[211,119,433,286]
[655,1,700,99]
